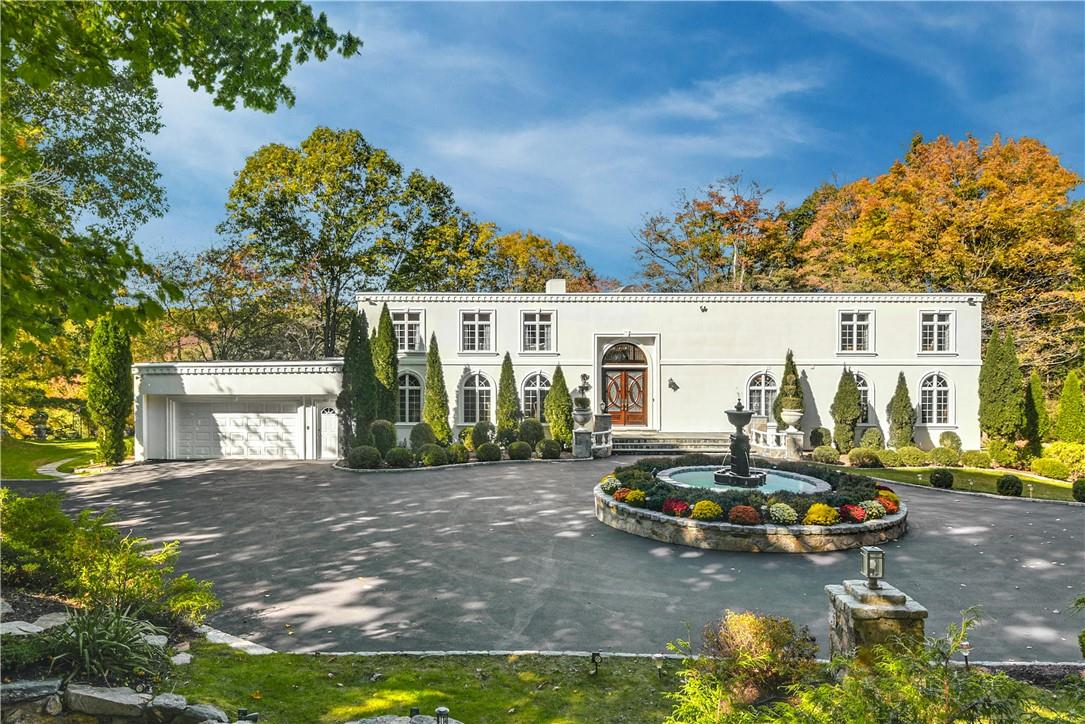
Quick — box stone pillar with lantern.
[825,546,928,663]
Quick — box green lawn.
[0,438,97,480]
[171,641,676,723]
[869,467,1075,502]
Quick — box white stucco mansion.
[132,280,984,461]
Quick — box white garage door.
[175,399,301,459]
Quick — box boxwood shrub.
[384,446,413,468]
[938,431,962,451]
[369,419,396,456]
[875,449,902,467]
[860,428,885,449]
[810,427,832,448]
[517,418,545,448]
[960,450,992,468]
[812,446,840,465]
[997,474,1023,497]
[508,441,532,460]
[409,422,436,452]
[930,469,954,489]
[1044,442,1085,481]
[847,447,881,468]
[447,443,470,464]
[475,442,501,462]
[471,422,496,450]
[1029,457,1069,480]
[928,446,960,467]
[537,439,561,459]
[347,445,382,469]
[897,446,928,467]
[416,443,448,467]
[1073,478,1085,503]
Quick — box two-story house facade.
[132,280,983,461]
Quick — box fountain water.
[714,400,768,487]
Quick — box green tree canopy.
[1023,370,1049,455]
[422,333,451,444]
[978,329,1025,441]
[337,311,376,447]
[86,314,133,464]
[544,366,573,448]
[496,352,521,445]
[372,304,398,422]
[830,369,862,454]
[1054,370,1085,443]
[887,372,916,449]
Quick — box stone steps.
[611,434,732,455]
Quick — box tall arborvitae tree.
[337,312,376,449]
[1023,370,1049,455]
[978,328,1025,442]
[887,372,916,449]
[496,352,521,445]
[1055,370,1085,443]
[772,349,804,427]
[544,365,573,448]
[422,333,451,444]
[86,314,133,464]
[372,303,398,422]
[830,369,862,453]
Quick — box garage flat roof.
[133,360,343,375]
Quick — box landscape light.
[654,653,664,679]
[591,651,602,675]
[410,708,420,717]
[860,546,885,589]
[960,640,972,670]
[435,706,450,724]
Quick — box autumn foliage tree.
[488,231,614,292]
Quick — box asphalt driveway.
[8,459,1084,661]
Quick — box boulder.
[174,703,229,724]
[43,694,63,715]
[0,599,13,617]
[170,652,193,666]
[1,678,62,704]
[31,611,70,631]
[65,684,151,718]
[0,621,43,636]
[147,693,188,722]
[142,633,169,648]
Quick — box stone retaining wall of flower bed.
[593,485,908,553]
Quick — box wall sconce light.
[860,546,885,589]
[591,651,602,675]
[699,305,708,312]
[668,378,679,391]
[435,706,450,724]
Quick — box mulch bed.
[2,590,72,622]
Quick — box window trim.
[917,309,957,356]
[837,309,876,356]
[390,308,426,355]
[520,370,552,421]
[519,309,558,355]
[745,370,778,419]
[458,308,498,355]
[460,371,495,425]
[396,370,424,424]
[916,371,955,427]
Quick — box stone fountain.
[714,399,768,487]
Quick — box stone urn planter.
[780,407,802,432]
[572,399,593,431]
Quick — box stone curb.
[306,649,687,660]
[331,456,593,474]
[868,475,1085,507]
[194,624,275,655]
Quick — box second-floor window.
[392,311,423,352]
[920,312,953,352]
[839,311,871,352]
[522,311,554,352]
[461,311,493,352]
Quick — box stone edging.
[593,485,908,553]
[332,456,591,474]
[867,475,1085,507]
[657,465,833,494]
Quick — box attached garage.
[133,361,343,462]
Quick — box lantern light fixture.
[960,640,972,670]
[653,653,664,679]
[591,651,602,675]
[435,706,450,724]
[860,546,885,589]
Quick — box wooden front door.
[604,369,647,426]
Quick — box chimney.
[545,278,567,294]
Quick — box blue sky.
[137,1,1085,280]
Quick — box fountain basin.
[658,466,832,495]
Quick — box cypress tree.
[1022,370,1049,455]
[422,333,451,444]
[86,314,133,465]
[887,372,916,449]
[830,369,862,453]
[372,303,398,422]
[772,349,804,427]
[1055,370,1085,443]
[496,352,521,445]
[544,365,573,448]
[978,328,1025,441]
[351,312,378,445]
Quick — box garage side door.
[175,400,301,459]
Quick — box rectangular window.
[391,311,423,352]
[839,311,871,352]
[920,312,953,353]
[522,311,554,352]
[461,311,493,352]
[920,388,950,424]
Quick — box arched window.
[462,373,492,424]
[398,373,422,424]
[919,373,950,425]
[854,373,871,425]
[747,373,777,417]
[602,342,647,365]
[522,373,551,421]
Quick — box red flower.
[613,487,632,502]
[840,504,866,523]
[728,505,761,526]
[876,496,899,515]
[663,498,691,517]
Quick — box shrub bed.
[812,446,840,464]
[1030,457,1069,481]
[897,446,928,466]
[960,450,992,468]
[929,446,960,467]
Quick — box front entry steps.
[611,432,731,455]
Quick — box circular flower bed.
[594,455,908,553]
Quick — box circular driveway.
[11,459,1084,660]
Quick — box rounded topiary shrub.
[938,431,962,452]
[475,442,501,462]
[691,500,723,521]
[960,450,992,469]
[860,428,885,449]
[847,447,881,468]
[517,418,545,449]
[897,446,928,467]
[930,469,954,489]
[875,449,902,467]
[369,419,396,456]
[1073,478,1085,503]
[767,503,797,525]
[459,426,475,451]
[812,445,840,465]
[384,446,413,468]
[1030,457,1069,481]
[810,427,832,448]
[508,441,532,460]
[471,421,495,450]
[416,443,448,467]
[409,422,437,452]
[537,438,561,460]
[929,446,960,467]
[347,445,383,469]
[728,505,761,526]
[997,474,1023,497]
[447,443,470,464]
